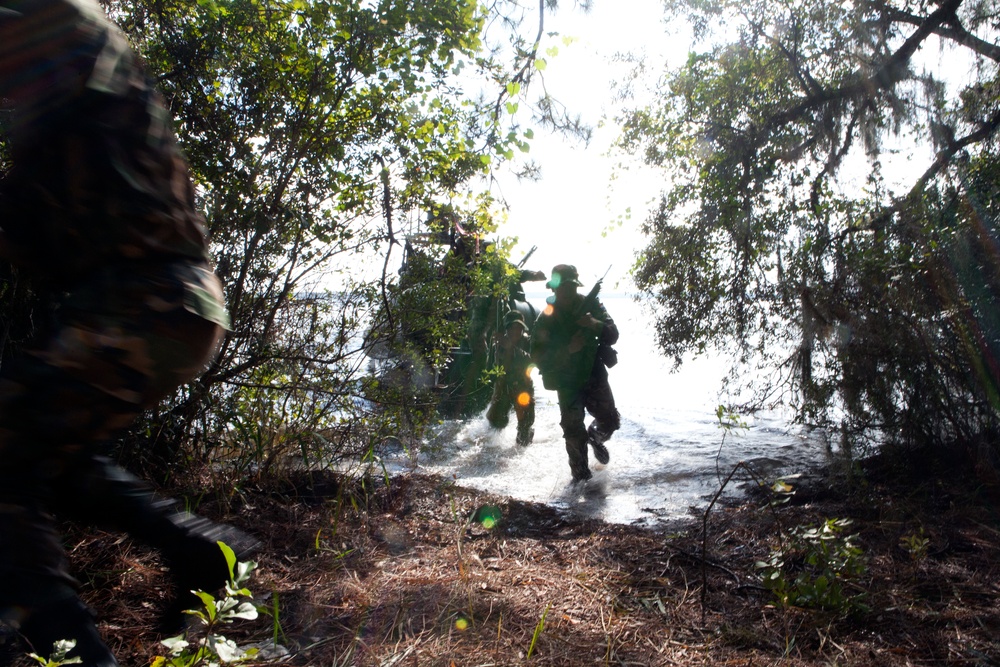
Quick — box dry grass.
[4,451,1000,666]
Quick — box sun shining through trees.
[619,0,1000,471]
[69,0,583,475]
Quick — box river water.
[389,293,832,529]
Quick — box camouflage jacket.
[0,0,226,326]
[530,291,618,392]
[495,330,533,392]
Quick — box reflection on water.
[391,294,832,529]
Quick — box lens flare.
[473,504,502,529]
[543,303,554,316]
[455,617,469,631]
[517,391,531,407]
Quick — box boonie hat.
[546,264,583,289]
[502,310,526,329]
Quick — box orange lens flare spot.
[543,304,554,316]
[517,392,531,407]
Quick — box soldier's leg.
[0,501,115,666]
[514,382,534,446]
[557,387,590,481]
[582,367,619,465]
[584,367,620,444]
[0,346,124,665]
[485,380,511,430]
[40,284,257,630]
[0,272,245,659]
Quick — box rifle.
[578,265,617,368]
[516,245,538,269]
[578,265,612,319]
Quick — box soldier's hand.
[577,313,601,332]
[568,332,585,354]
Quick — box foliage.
[0,0,593,483]
[899,527,930,561]
[757,518,868,615]
[620,0,1000,458]
[79,0,573,477]
[365,220,533,419]
[526,602,551,660]
[152,542,267,667]
[27,640,81,666]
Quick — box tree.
[620,0,1000,459]
[0,0,575,480]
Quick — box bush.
[757,518,868,616]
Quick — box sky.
[490,1,977,294]
[493,0,685,292]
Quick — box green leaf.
[194,591,218,621]
[229,601,260,621]
[218,541,237,581]
[160,635,190,656]
[235,559,258,585]
[207,634,245,663]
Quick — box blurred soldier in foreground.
[0,1,257,664]
[531,264,620,482]
[486,310,535,446]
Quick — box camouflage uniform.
[486,310,535,446]
[0,1,248,664]
[531,265,620,482]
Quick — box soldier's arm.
[594,300,619,347]
[518,269,546,283]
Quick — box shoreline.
[6,454,1000,666]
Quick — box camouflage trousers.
[486,377,535,446]
[556,363,620,480]
[0,261,225,614]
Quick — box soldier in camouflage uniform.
[486,310,535,446]
[0,1,257,665]
[531,265,620,483]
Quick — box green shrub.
[152,542,268,667]
[757,518,868,615]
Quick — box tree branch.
[881,3,1000,63]
[756,0,964,143]
[865,107,1000,232]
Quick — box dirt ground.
[4,450,1000,666]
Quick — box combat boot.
[19,598,118,667]
[587,423,610,465]
[565,436,591,483]
[566,433,592,483]
[49,456,261,633]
